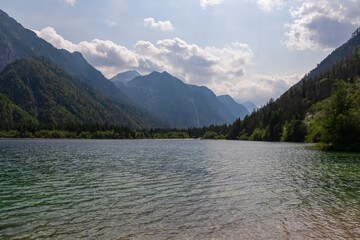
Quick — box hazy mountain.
[0,9,168,128]
[110,70,141,83]
[0,57,169,128]
[115,71,237,128]
[217,95,249,120]
[242,101,258,113]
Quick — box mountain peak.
[218,94,233,100]
[217,95,249,120]
[110,70,141,83]
[242,101,258,113]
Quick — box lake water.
[0,139,359,239]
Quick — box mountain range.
[0,9,169,128]
[4,7,358,151]
[113,71,249,128]
[0,9,254,129]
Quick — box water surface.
[0,139,359,239]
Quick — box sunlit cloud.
[284,0,360,51]
[200,0,225,9]
[35,26,301,105]
[63,0,76,6]
[254,0,285,12]
[144,18,174,31]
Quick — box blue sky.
[1,0,359,106]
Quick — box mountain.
[0,57,168,128]
[242,101,258,113]
[0,9,167,128]
[115,71,237,128]
[217,95,249,120]
[0,9,124,99]
[0,92,36,130]
[225,29,360,151]
[301,27,360,83]
[110,70,141,83]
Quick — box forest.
[222,46,360,152]
[1,44,360,152]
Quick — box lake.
[0,139,359,239]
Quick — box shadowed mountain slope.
[115,71,238,128]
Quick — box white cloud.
[284,0,360,51]
[35,27,139,72]
[34,27,75,51]
[200,0,225,9]
[238,73,303,106]
[35,26,301,105]
[255,0,285,12]
[63,0,76,6]
[144,18,174,31]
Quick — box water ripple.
[0,139,360,239]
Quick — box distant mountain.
[0,9,167,128]
[115,71,237,128]
[110,70,141,83]
[217,95,249,120]
[0,57,168,128]
[242,101,258,113]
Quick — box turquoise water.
[0,139,359,239]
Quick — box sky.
[1,0,360,106]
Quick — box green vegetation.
[221,45,360,152]
[0,9,167,129]
[0,122,190,139]
[203,131,225,139]
[0,57,168,128]
[0,93,37,130]
[308,80,360,151]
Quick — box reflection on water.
[0,139,359,239]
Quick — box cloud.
[35,27,139,71]
[237,73,303,106]
[254,0,285,12]
[34,27,75,50]
[35,26,300,105]
[284,0,360,51]
[200,0,225,9]
[144,18,174,31]
[63,0,76,6]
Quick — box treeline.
[0,121,232,140]
[0,122,190,139]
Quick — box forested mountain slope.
[226,32,360,151]
[0,9,167,128]
[0,57,168,128]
